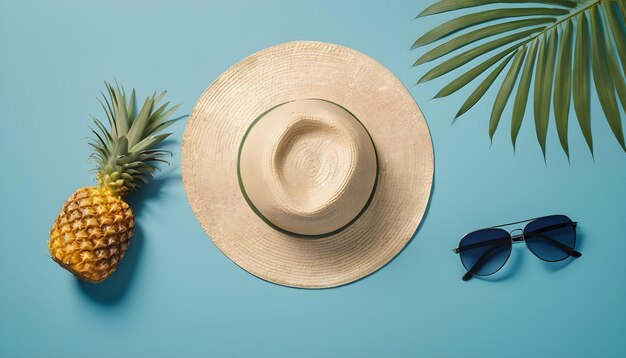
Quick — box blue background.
[1,0,625,357]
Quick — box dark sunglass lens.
[458,228,512,276]
[523,215,576,262]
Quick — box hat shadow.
[76,173,180,305]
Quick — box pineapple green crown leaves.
[88,82,182,195]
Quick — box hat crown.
[238,99,377,236]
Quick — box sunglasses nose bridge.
[510,228,524,243]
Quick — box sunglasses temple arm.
[462,271,474,281]
[453,237,511,254]
[461,245,508,281]
[527,233,582,258]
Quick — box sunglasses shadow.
[474,247,525,282]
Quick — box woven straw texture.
[182,41,433,288]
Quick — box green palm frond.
[412,0,626,158]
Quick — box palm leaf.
[573,12,593,153]
[554,19,573,157]
[590,5,625,150]
[619,1,626,18]
[601,1,626,76]
[433,45,519,97]
[489,47,527,138]
[457,52,516,118]
[412,0,626,158]
[511,39,539,148]
[418,27,544,84]
[414,18,553,65]
[419,0,576,18]
[608,48,626,113]
[602,2,626,90]
[414,7,569,47]
[533,30,558,158]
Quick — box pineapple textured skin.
[49,187,134,283]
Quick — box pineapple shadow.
[76,174,180,304]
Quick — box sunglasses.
[453,215,582,281]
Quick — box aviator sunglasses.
[453,215,582,281]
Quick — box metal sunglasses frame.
[453,215,582,281]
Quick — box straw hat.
[182,41,433,288]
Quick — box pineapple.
[49,82,180,283]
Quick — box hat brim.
[181,41,433,288]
